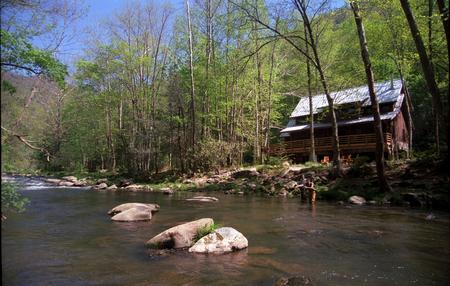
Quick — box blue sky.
[39,0,346,72]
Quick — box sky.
[56,0,183,71]
[24,0,346,73]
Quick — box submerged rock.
[348,195,366,205]
[188,227,248,254]
[146,218,214,249]
[274,275,313,286]
[402,193,424,207]
[185,196,218,202]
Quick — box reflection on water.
[1,176,449,285]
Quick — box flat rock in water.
[189,227,248,254]
[92,183,108,190]
[124,184,150,191]
[96,178,108,184]
[58,181,74,186]
[62,176,78,182]
[185,196,218,202]
[111,206,153,222]
[146,218,214,249]
[46,178,62,184]
[72,180,87,186]
[348,195,366,205]
[108,203,159,216]
[106,184,118,190]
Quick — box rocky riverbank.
[4,158,449,210]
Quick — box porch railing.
[268,133,392,156]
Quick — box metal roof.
[281,80,405,135]
[289,79,403,118]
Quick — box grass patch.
[193,223,221,242]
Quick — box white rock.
[93,183,108,189]
[185,196,218,202]
[108,203,159,216]
[111,206,153,222]
[348,195,366,205]
[189,227,248,253]
[106,184,118,190]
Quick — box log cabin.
[269,79,411,162]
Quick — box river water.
[2,176,449,285]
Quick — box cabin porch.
[268,132,393,157]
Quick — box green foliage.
[0,29,67,86]
[194,223,221,243]
[352,155,371,168]
[265,156,288,166]
[1,79,16,94]
[1,182,29,213]
[1,0,448,176]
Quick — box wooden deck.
[268,133,392,156]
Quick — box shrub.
[1,182,29,213]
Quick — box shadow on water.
[2,176,450,285]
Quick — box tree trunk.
[351,1,392,192]
[304,23,316,163]
[436,0,450,154]
[185,0,196,150]
[428,0,440,154]
[400,0,447,154]
[300,4,341,176]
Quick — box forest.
[1,0,449,178]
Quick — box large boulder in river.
[185,196,218,202]
[108,203,159,216]
[348,195,366,205]
[188,227,248,254]
[146,218,214,249]
[108,203,160,222]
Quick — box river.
[2,176,449,285]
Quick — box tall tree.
[350,1,392,192]
[399,0,447,153]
